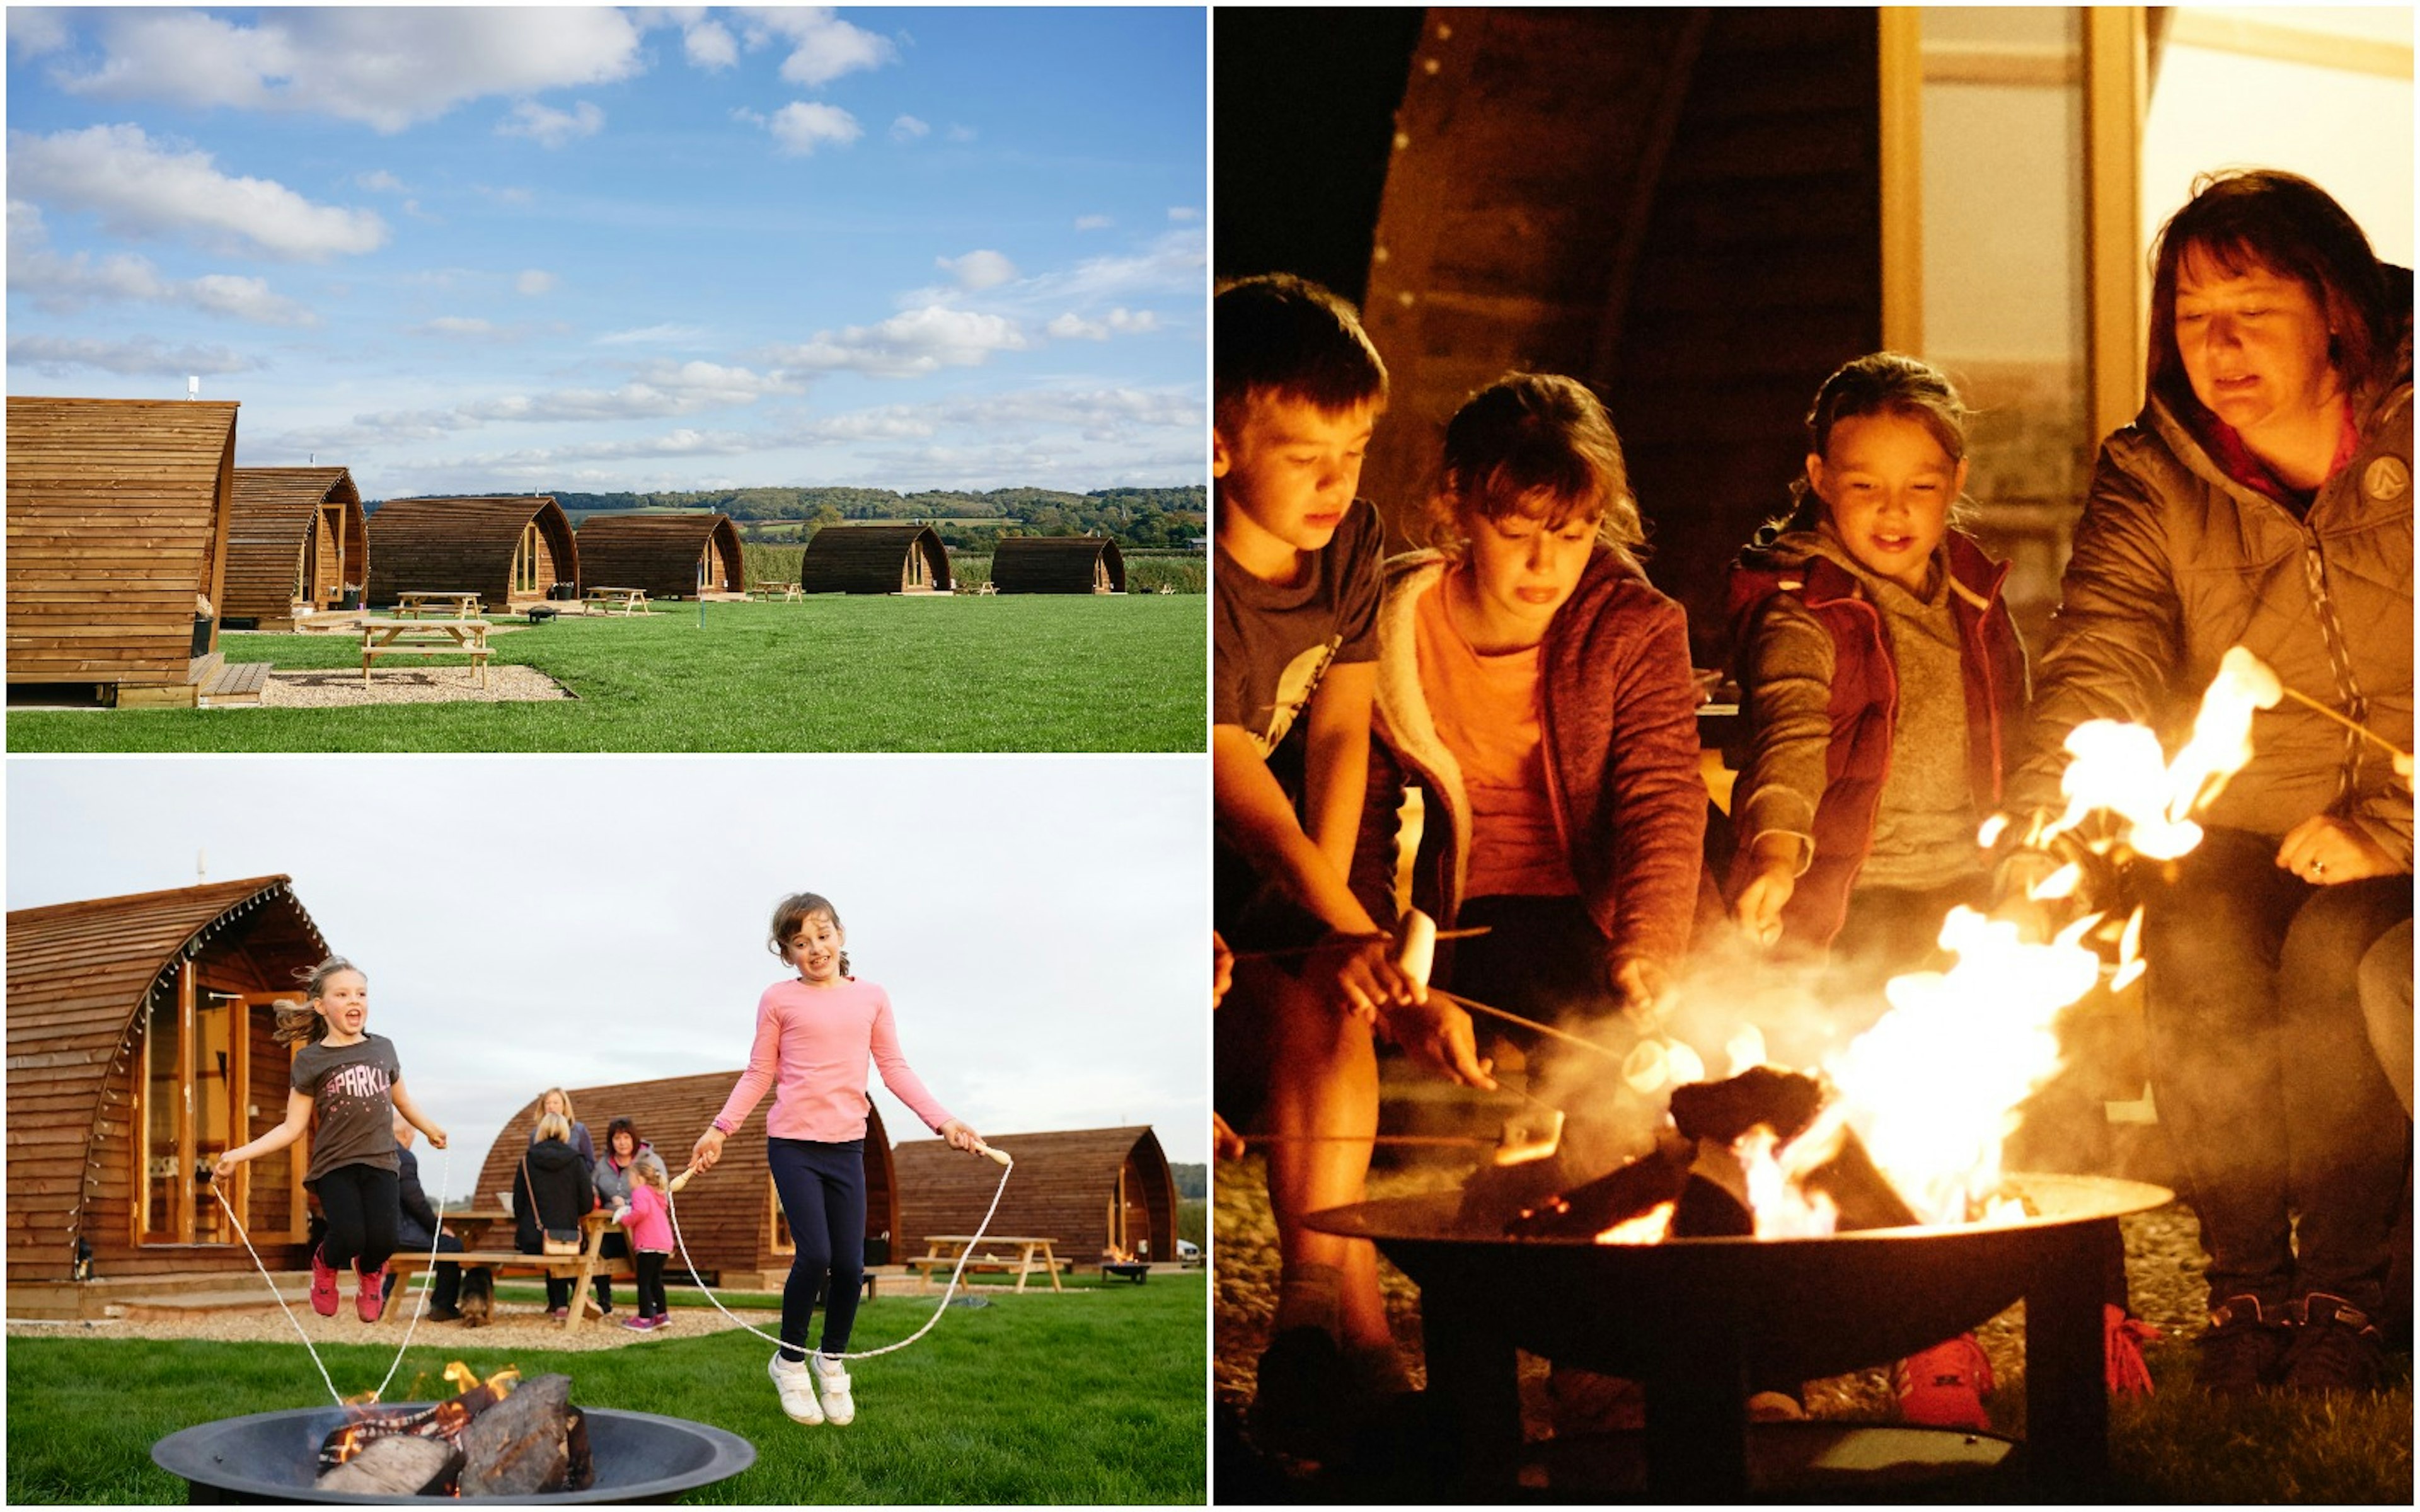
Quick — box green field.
[6,597,1206,753]
[5,1274,1207,1504]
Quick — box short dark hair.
[2146,169,2395,414]
[606,1116,640,1154]
[1426,372,1645,571]
[1213,273,1388,439]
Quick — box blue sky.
[6,6,1208,500]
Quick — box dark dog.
[455,1267,494,1327]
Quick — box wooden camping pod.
[471,1074,901,1277]
[573,512,744,600]
[5,396,239,700]
[895,1125,1176,1263]
[226,467,367,627]
[798,523,954,594]
[6,876,330,1293]
[365,495,579,610]
[991,536,1126,594]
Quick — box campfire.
[314,1364,592,1498]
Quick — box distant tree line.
[544,484,1207,551]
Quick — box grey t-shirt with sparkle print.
[291,1033,402,1184]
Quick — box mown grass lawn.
[5,1274,1207,1504]
[6,597,1204,753]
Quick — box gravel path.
[258,666,573,707]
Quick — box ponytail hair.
[769,891,852,978]
[271,955,366,1047]
[1768,352,1973,537]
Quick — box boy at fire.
[1213,273,1491,1459]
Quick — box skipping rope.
[665,1141,1016,1361]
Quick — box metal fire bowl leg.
[1307,1171,2170,1497]
[151,1406,756,1504]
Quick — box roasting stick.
[2278,684,2414,763]
[1226,924,1491,965]
[666,1138,1017,1361]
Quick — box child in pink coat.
[611,1160,675,1331]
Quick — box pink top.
[619,1181,673,1253]
[711,977,953,1143]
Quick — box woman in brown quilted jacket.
[2019,169,2412,1395]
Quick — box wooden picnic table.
[360,617,491,688]
[909,1234,1066,1293]
[383,1210,630,1332]
[584,586,650,616]
[749,580,804,602]
[395,591,484,619]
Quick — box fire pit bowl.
[1308,1170,2171,1498]
[152,1406,755,1504]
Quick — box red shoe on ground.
[309,1249,340,1317]
[355,1265,387,1323]
[1892,1334,1994,1431]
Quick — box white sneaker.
[768,1351,824,1425]
[811,1353,856,1426]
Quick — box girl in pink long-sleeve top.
[611,1161,676,1331]
[691,891,984,1429]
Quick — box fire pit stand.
[1308,1171,2170,1500]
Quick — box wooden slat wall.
[6,877,326,1281]
[1359,8,1884,666]
[226,467,365,621]
[470,1072,898,1276]
[799,524,954,594]
[364,495,580,609]
[894,1126,1176,1262]
[573,513,744,600]
[992,536,1126,593]
[5,398,239,686]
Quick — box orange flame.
[1595,1201,1676,1246]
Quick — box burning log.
[459,1373,593,1498]
[315,1435,463,1497]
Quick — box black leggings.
[312,1165,399,1274]
[766,1138,866,1360]
[635,1252,669,1317]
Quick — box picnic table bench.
[382,1211,630,1331]
[749,580,804,602]
[909,1234,1066,1293]
[395,591,484,619]
[584,586,650,616]
[360,618,490,687]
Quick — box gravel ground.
[1214,1149,2214,1433]
[258,665,573,707]
[6,1302,781,1353]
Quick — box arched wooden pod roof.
[366,495,579,608]
[895,1125,1176,1263]
[799,523,953,594]
[6,876,328,1281]
[6,396,239,687]
[991,536,1126,593]
[573,512,743,599]
[472,1072,900,1276]
[226,467,367,622]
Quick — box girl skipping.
[216,957,448,1324]
[692,891,985,1428]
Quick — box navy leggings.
[312,1164,399,1274]
[766,1138,866,1361]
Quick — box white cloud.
[1075,214,1112,231]
[417,316,498,338]
[355,169,406,193]
[1043,307,1161,342]
[1047,313,1105,341]
[594,322,710,347]
[8,333,260,377]
[479,185,536,209]
[890,114,930,142]
[497,100,604,149]
[1108,307,1160,334]
[9,7,74,60]
[769,305,1028,378]
[764,101,861,156]
[741,8,896,87]
[936,249,1017,291]
[515,269,557,297]
[1022,229,1206,306]
[1168,206,1201,222]
[49,8,645,134]
[8,125,387,261]
[183,273,317,326]
[682,19,737,70]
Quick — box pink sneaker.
[651,1313,671,1329]
[621,1315,656,1332]
[309,1249,340,1317]
[355,1265,386,1323]
[1892,1334,1994,1430]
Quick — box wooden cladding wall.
[365,495,579,609]
[799,524,954,594]
[5,397,239,688]
[6,876,326,1283]
[1359,8,1884,665]
[574,513,744,599]
[471,1072,898,1277]
[991,536,1126,594]
[226,467,366,623]
[894,1125,1175,1262]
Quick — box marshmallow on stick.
[1396,908,1438,988]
